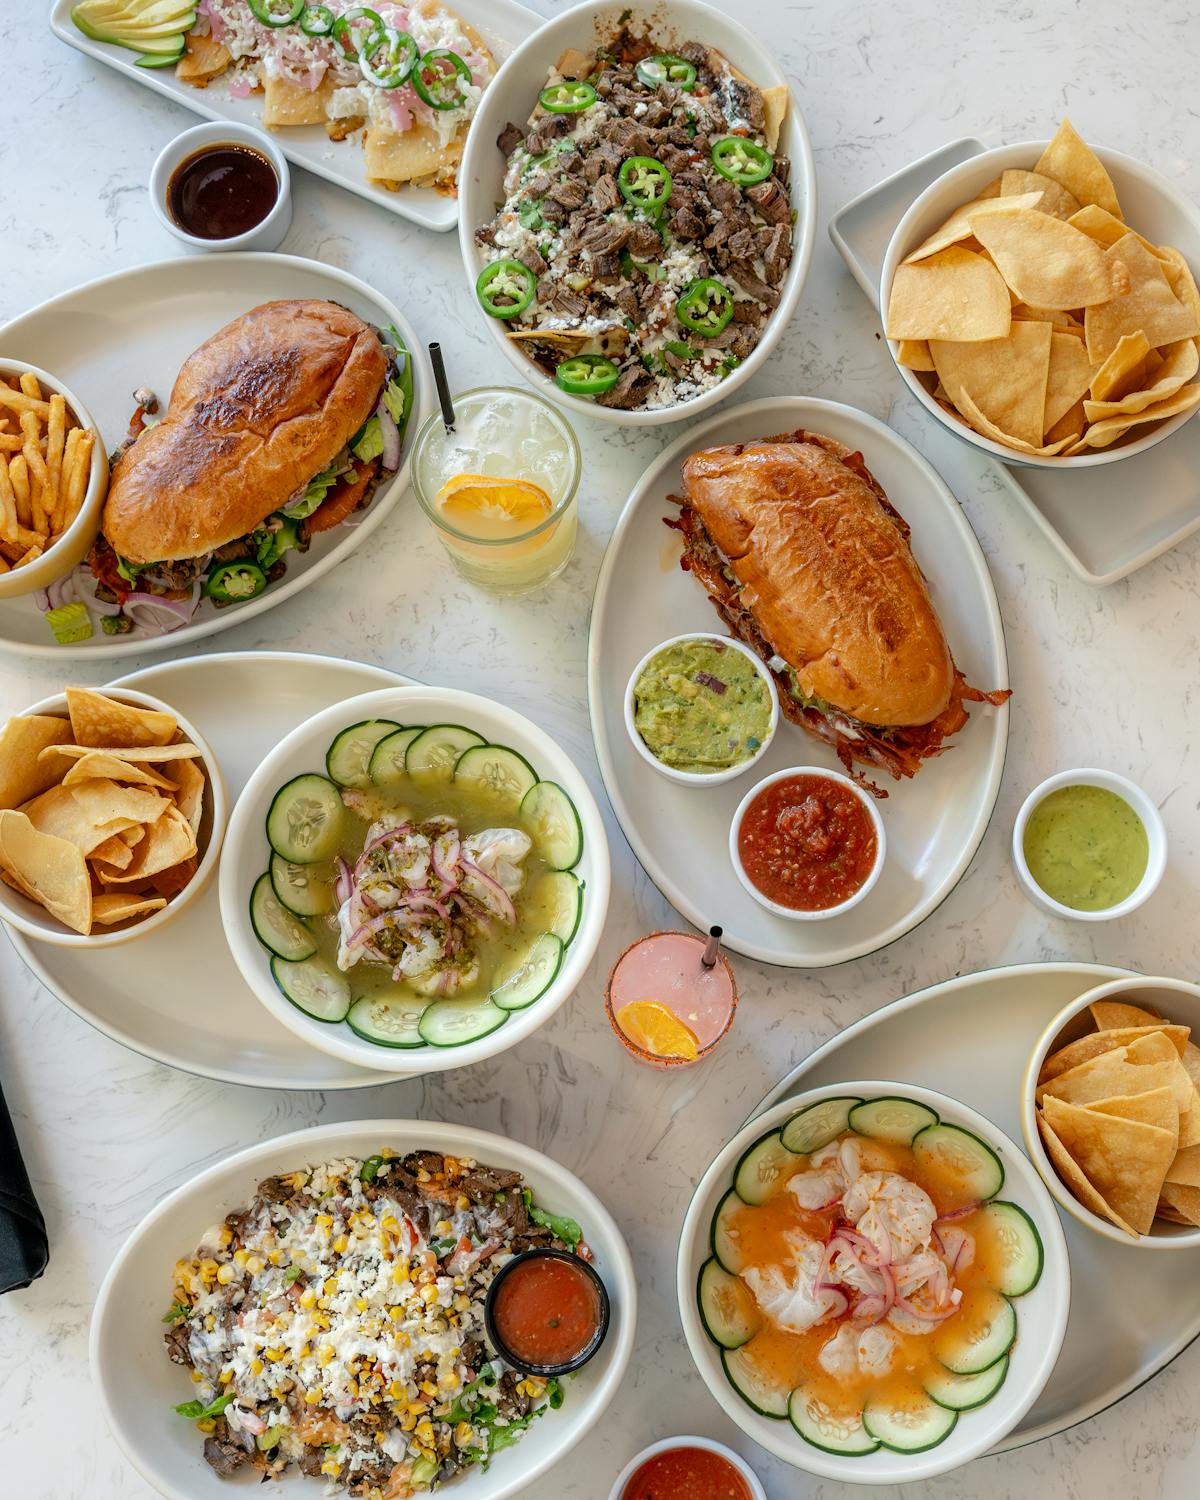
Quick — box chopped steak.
[496,121,524,155]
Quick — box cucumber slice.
[721,1345,789,1419]
[404,724,485,781]
[417,996,507,1047]
[788,1386,880,1456]
[266,774,344,864]
[369,726,424,787]
[490,933,563,1010]
[975,1201,1044,1297]
[934,1289,1016,1374]
[271,954,350,1023]
[848,1096,940,1144]
[327,719,401,788]
[912,1123,1005,1201]
[734,1130,797,1206]
[347,993,429,1049]
[270,853,332,917]
[520,780,583,870]
[711,1189,746,1274]
[924,1354,1009,1412]
[780,1097,862,1155]
[525,870,583,946]
[697,1259,761,1350]
[862,1391,958,1453]
[251,872,315,960]
[453,743,538,812]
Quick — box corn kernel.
[217,1226,233,1247]
[215,1263,236,1285]
[191,1370,204,1383]
[265,1347,286,1363]
[318,1345,336,1367]
[196,1418,216,1434]
[233,1249,249,1268]
[249,1359,264,1378]
[454,1422,474,1448]
[320,1460,341,1477]
[299,1289,317,1309]
[316,1214,334,1230]
[455,1195,470,1211]
[245,1255,265,1275]
[392,1264,409,1286]
[406,1399,426,1415]
[415,1418,435,1444]
[267,1249,283,1266]
[306,1389,322,1405]
[333,1235,349,1254]
[394,1331,410,1348]
[380,1147,396,1160]
[435,1220,452,1236]
[355,1297,369,1313]
[204,1315,216,1333]
[453,1294,470,1313]
[400,1413,418,1432]
[420,1285,438,1304]
[439,1370,459,1390]
[219,1368,235,1385]
[380,1214,398,1232]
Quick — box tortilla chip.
[1156,1197,1193,1225]
[1089,330,1152,401]
[42,741,203,763]
[65,688,176,750]
[1012,304,1084,333]
[88,834,134,871]
[149,854,198,899]
[895,339,936,371]
[169,758,206,835]
[0,714,75,809]
[1084,235,1200,362]
[1156,245,1200,327]
[1182,1041,1200,1090]
[930,319,1052,447]
[1042,1093,1174,1236]
[1088,1086,1178,1139]
[1040,1023,1188,1082]
[1083,337,1199,420]
[175,29,231,86]
[1177,1094,1200,1150]
[553,47,593,79]
[21,784,137,855]
[97,806,196,884]
[885,246,1012,341]
[1089,998,1163,1029]
[952,389,1073,454]
[1037,1111,1136,1236]
[1044,329,1097,432]
[1166,1144,1200,1188]
[260,70,334,127]
[91,892,167,926]
[366,121,463,188]
[902,191,1044,264]
[1067,203,1159,256]
[60,752,176,790]
[1068,380,1200,452]
[67,779,168,829]
[1159,1181,1200,1227]
[1037,1032,1189,1108]
[1034,119,1122,219]
[761,85,789,155]
[120,825,145,848]
[1001,169,1080,219]
[1044,399,1085,446]
[969,208,1128,310]
[0,809,92,934]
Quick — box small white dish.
[728,765,885,921]
[880,140,1200,471]
[607,1436,766,1500]
[1021,975,1200,1249]
[91,1118,637,1500]
[623,632,779,787]
[1012,767,1166,922]
[150,121,292,253]
[0,686,227,948]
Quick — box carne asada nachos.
[473,31,793,412]
[164,1148,597,1492]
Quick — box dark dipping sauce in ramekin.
[487,1250,606,1373]
[167,144,278,240]
[737,772,877,911]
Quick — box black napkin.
[0,1077,47,1293]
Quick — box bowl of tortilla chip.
[881,120,1200,467]
[1022,976,1200,1247]
[0,686,226,947]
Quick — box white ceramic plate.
[746,961,1200,1451]
[48,0,542,233]
[0,252,430,657]
[91,1119,637,1500]
[2,651,417,1089]
[587,396,1010,967]
[829,138,1200,586]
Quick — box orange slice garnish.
[615,1000,700,1061]
[435,473,553,531]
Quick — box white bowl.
[623,632,779,786]
[607,1436,766,1500]
[90,1118,637,1500]
[1011,767,1166,922]
[880,140,1200,468]
[1021,975,1200,1250]
[457,0,817,427]
[149,121,292,253]
[0,358,108,598]
[0,686,227,947]
[677,1081,1071,1485]
[728,765,886,921]
[219,685,610,1074]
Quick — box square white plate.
[829,138,1200,586]
[48,0,542,232]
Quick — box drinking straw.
[428,342,456,432]
[701,926,723,968]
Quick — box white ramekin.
[149,121,292,253]
[607,1436,766,1500]
[624,632,779,787]
[1012,767,1166,921]
[729,765,886,921]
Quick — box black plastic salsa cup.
[484,1247,611,1378]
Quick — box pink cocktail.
[605,930,738,1068]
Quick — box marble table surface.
[2,1,1198,1495]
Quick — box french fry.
[0,435,21,453]
[0,555,10,574]
[60,429,93,532]
[18,373,41,402]
[8,454,31,529]
[14,544,43,568]
[0,457,17,543]
[20,412,49,533]
[44,395,66,532]
[0,387,50,418]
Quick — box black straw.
[701,925,723,969]
[428,342,455,432]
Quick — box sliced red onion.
[460,857,515,924]
[334,856,353,907]
[694,671,728,695]
[122,589,198,635]
[893,1293,956,1325]
[377,403,401,471]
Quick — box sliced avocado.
[71,0,194,52]
[107,13,196,38]
[137,41,186,66]
[84,0,196,22]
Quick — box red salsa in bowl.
[731,768,884,916]
[485,1248,609,1376]
[619,1443,757,1500]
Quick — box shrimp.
[392,925,445,980]
[462,828,532,896]
[742,1234,846,1333]
[818,1322,899,1379]
[787,1166,845,1211]
[842,1171,937,1262]
[408,952,480,996]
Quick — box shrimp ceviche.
[251,718,585,1050]
[164,1149,594,1492]
[699,1095,1045,1456]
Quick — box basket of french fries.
[0,360,106,596]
